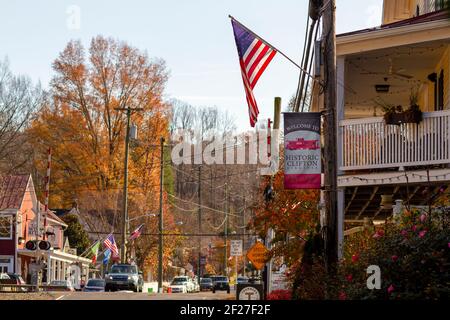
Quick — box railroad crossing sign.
[230,240,243,256]
[246,241,269,270]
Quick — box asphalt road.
[55,290,235,300]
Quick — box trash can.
[148,287,153,293]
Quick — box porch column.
[47,255,52,283]
[62,261,66,280]
[52,259,57,281]
[337,188,345,260]
[58,261,62,280]
[336,56,346,259]
[336,56,345,175]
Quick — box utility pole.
[115,107,143,264]
[197,166,202,279]
[224,182,228,275]
[121,108,131,264]
[158,137,165,293]
[242,195,246,276]
[322,0,338,271]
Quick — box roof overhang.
[17,248,91,264]
[47,217,68,228]
[337,19,450,56]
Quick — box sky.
[0,0,383,131]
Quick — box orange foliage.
[28,36,178,271]
[251,171,320,266]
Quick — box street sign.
[230,240,243,256]
[246,242,269,270]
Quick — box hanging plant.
[375,88,423,125]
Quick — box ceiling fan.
[360,58,414,79]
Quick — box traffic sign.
[230,240,243,256]
[246,242,269,270]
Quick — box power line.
[85,231,255,237]
[167,193,243,218]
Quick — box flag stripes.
[103,234,119,257]
[231,19,276,127]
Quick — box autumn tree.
[28,36,178,272]
[251,169,320,267]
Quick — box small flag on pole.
[90,241,100,264]
[231,18,277,127]
[103,249,111,265]
[129,224,144,241]
[103,233,119,258]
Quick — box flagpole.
[229,15,316,80]
[80,239,101,258]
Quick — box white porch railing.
[339,110,450,171]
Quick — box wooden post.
[158,137,164,292]
[197,166,202,279]
[322,0,339,270]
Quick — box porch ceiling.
[344,184,448,221]
[344,40,449,119]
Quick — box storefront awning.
[18,249,91,265]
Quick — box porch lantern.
[380,194,393,210]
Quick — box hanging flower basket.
[384,107,422,125]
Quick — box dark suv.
[211,275,230,294]
[105,264,144,292]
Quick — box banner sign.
[284,112,321,189]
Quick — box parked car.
[49,280,75,291]
[169,276,189,293]
[200,277,213,291]
[249,276,262,284]
[82,278,105,292]
[184,276,195,292]
[236,276,249,285]
[211,275,230,294]
[0,273,11,284]
[0,273,11,291]
[6,273,25,284]
[105,264,144,292]
[0,273,10,280]
[6,273,27,292]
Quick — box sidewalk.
[0,292,56,300]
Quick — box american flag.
[129,224,144,241]
[231,18,277,127]
[103,234,119,257]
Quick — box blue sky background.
[0,0,383,131]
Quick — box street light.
[127,213,158,222]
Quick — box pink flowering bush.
[337,209,449,300]
[291,209,449,300]
[267,289,293,300]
